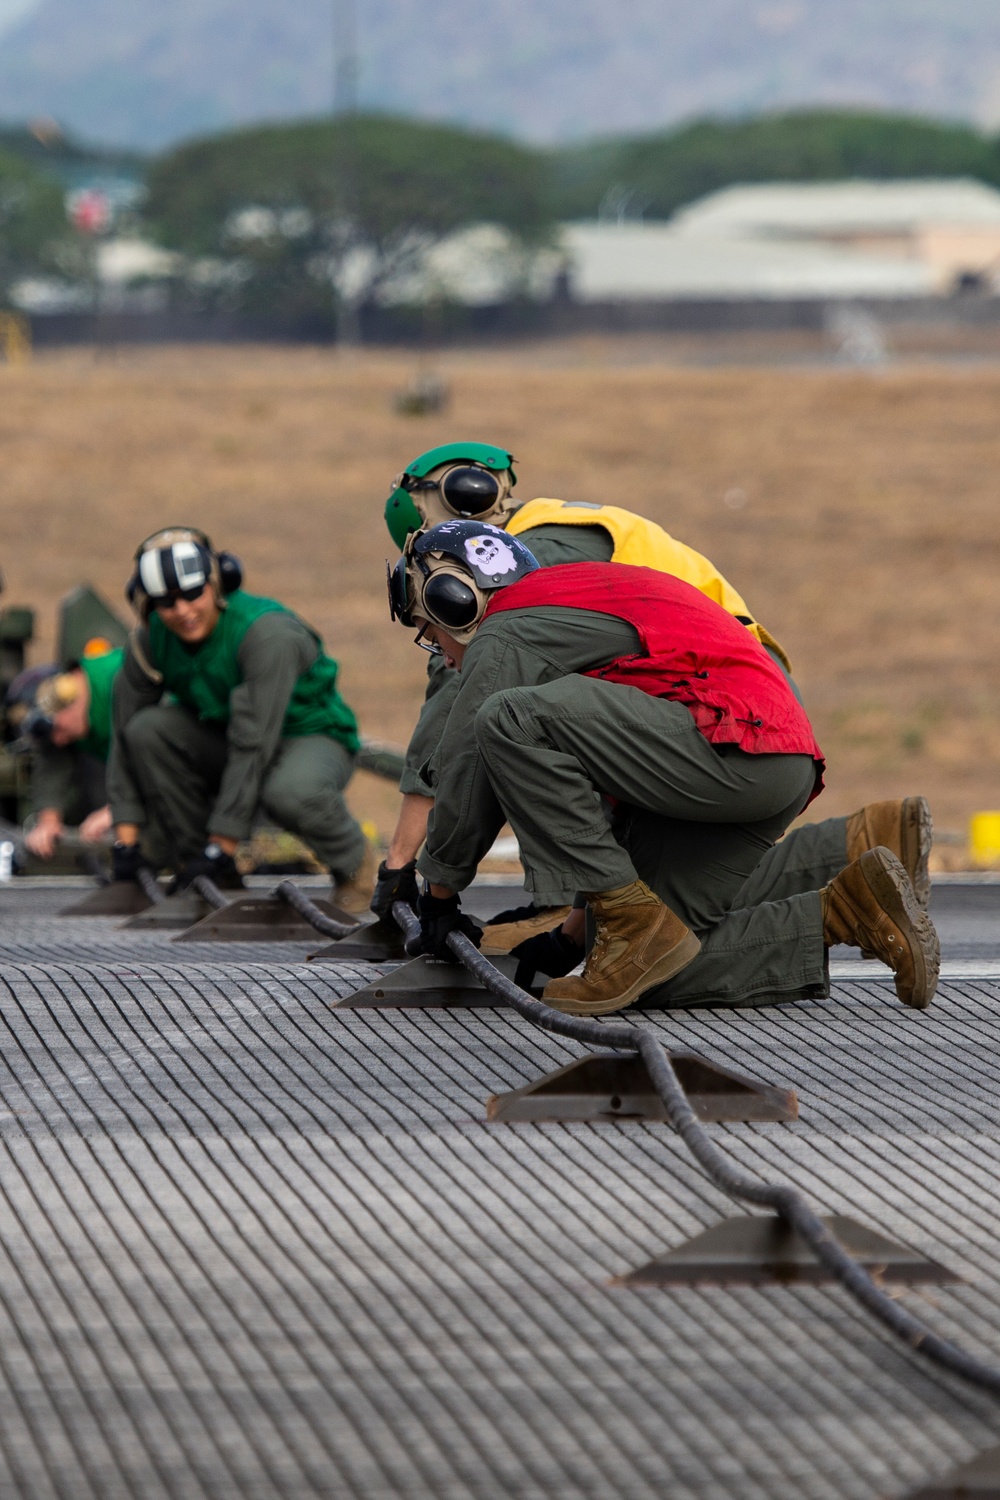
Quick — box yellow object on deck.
[969,811,1000,866]
[0,312,31,364]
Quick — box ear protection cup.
[440,467,502,518]
[216,551,242,595]
[387,556,413,626]
[422,571,481,629]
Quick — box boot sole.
[861,848,940,1009]
[542,930,702,1017]
[481,907,573,954]
[900,796,933,912]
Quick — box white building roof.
[560,222,934,301]
[671,178,1000,238]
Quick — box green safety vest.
[79,648,123,761]
[147,590,359,750]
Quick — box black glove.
[407,891,483,962]
[171,843,244,894]
[111,841,151,883]
[511,926,584,990]
[370,858,420,920]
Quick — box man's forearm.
[386,793,433,867]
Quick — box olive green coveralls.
[404,521,852,913]
[417,604,830,1008]
[29,649,121,827]
[107,596,366,878]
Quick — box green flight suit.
[417,604,829,1009]
[30,649,123,824]
[107,591,366,877]
[404,519,851,911]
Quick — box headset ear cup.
[216,552,242,594]
[423,571,482,629]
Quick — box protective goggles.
[401,464,502,519]
[151,582,209,610]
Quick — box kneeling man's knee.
[474,689,534,753]
[123,706,167,755]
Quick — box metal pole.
[332,0,360,346]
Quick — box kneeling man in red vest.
[388,520,940,1016]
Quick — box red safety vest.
[485,562,824,800]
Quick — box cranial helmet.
[384,441,517,549]
[126,527,243,620]
[388,519,539,646]
[3,664,78,745]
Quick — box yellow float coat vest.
[507,498,790,671]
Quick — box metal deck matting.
[0,894,386,974]
[1,903,1000,1494]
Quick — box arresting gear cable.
[383,899,1000,1396]
[191,874,232,910]
[137,867,166,905]
[272,878,363,938]
[130,872,364,933]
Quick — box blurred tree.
[0,148,70,306]
[554,110,1000,220]
[144,115,554,324]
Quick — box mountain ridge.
[0,0,999,150]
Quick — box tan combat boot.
[481,905,573,953]
[845,797,932,911]
[333,840,380,915]
[821,847,939,1009]
[542,879,701,1016]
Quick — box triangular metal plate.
[174,893,360,942]
[309,919,408,963]
[330,953,520,1008]
[904,1444,1000,1498]
[122,889,215,930]
[486,1052,797,1124]
[615,1214,958,1287]
[59,881,160,917]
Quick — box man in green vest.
[9,649,121,859]
[107,527,375,907]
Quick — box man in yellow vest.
[373,442,932,967]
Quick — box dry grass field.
[2,339,999,858]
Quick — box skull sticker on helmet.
[463,535,520,578]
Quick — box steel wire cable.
[391,900,1000,1396]
[137,868,166,905]
[272,878,364,938]
[190,875,231,910]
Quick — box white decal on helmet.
[173,542,207,585]
[464,535,519,576]
[138,550,167,597]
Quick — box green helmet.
[384,441,517,550]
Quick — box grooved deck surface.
[2,880,1000,1499]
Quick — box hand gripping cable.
[390,899,1000,1396]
